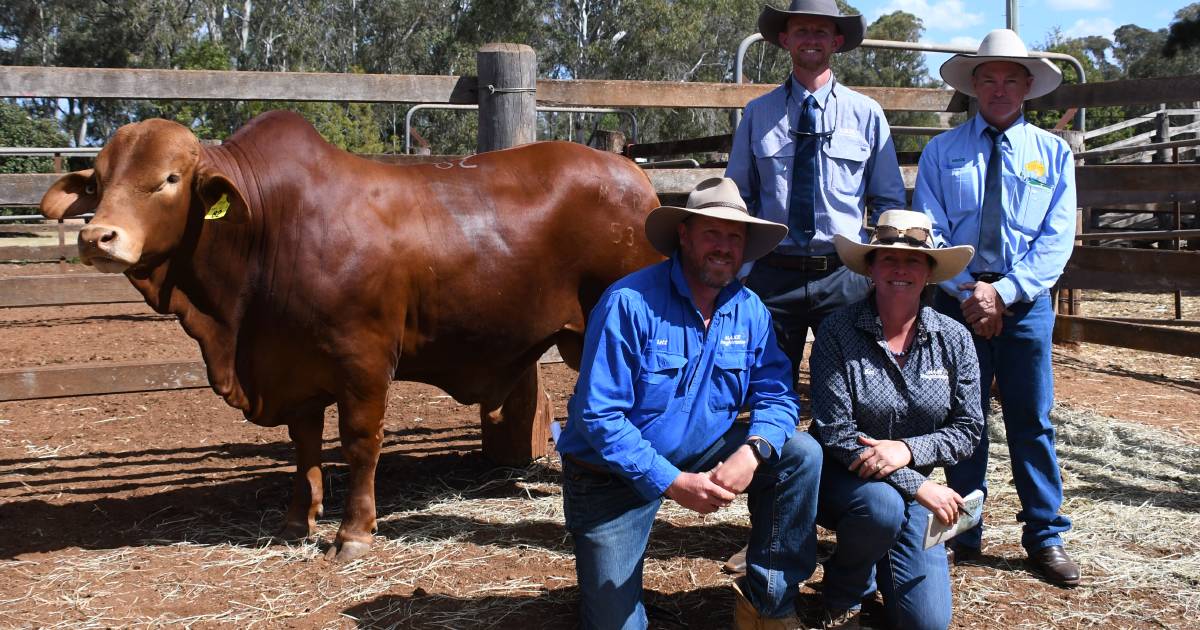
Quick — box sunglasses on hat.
[873,224,931,248]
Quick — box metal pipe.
[404,104,639,154]
[1008,0,1019,33]
[734,33,1088,131]
[0,147,101,156]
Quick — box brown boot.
[731,577,804,630]
[724,544,749,574]
[821,607,861,630]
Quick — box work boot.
[724,544,749,574]
[821,607,861,630]
[731,577,804,630]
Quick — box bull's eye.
[166,173,181,184]
[84,183,96,195]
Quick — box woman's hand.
[915,481,965,525]
[849,435,912,479]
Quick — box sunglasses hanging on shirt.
[784,77,837,145]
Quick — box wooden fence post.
[1052,129,1086,317]
[476,43,536,153]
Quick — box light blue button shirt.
[913,114,1077,306]
[726,75,906,255]
[556,256,799,501]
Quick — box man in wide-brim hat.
[726,0,905,394]
[912,28,1081,587]
[557,177,824,630]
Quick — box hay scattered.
[2,402,1198,628]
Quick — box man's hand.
[665,471,737,514]
[958,281,1008,339]
[915,481,965,525]
[708,445,759,494]
[849,435,912,479]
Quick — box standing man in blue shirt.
[912,29,1080,587]
[557,177,823,630]
[727,0,906,388]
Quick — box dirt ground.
[1,262,1198,629]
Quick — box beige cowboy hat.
[758,0,866,53]
[940,29,1063,100]
[833,210,974,283]
[645,177,787,262]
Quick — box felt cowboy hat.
[758,0,866,53]
[833,210,974,283]
[940,29,1063,100]
[644,177,787,262]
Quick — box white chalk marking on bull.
[458,155,479,169]
[609,223,634,246]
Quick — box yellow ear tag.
[204,194,230,220]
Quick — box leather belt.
[760,252,841,272]
[563,454,612,476]
[971,272,1005,283]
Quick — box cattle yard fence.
[3,45,1199,431]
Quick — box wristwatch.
[746,437,773,463]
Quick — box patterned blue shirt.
[556,255,800,501]
[913,113,1077,305]
[726,75,906,256]
[810,297,984,499]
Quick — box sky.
[847,0,1189,74]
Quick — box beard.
[695,255,738,289]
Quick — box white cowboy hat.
[645,177,787,262]
[940,29,1063,100]
[833,210,974,284]
[758,0,866,53]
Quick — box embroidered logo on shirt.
[720,333,748,347]
[1023,161,1051,188]
[863,368,878,376]
[655,339,669,346]
[949,157,967,166]
[921,369,949,380]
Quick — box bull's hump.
[228,111,328,148]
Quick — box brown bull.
[40,111,662,560]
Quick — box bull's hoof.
[276,521,315,542]
[324,539,371,562]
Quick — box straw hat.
[644,177,787,262]
[833,210,974,283]
[940,29,1063,100]
[758,0,866,53]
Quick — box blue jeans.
[817,462,952,630]
[563,426,822,629]
[934,292,1072,552]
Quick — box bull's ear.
[40,169,99,220]
[194,170,250,224]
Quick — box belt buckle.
[809,257,828,272]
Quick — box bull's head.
[39,119,249,273]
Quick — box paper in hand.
[923,489,985,550]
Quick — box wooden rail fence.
[3,59,1199,406]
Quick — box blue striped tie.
[788,95,818,243]
[979,127,1004,264]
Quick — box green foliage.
[0,1,1193,155]
[0,100,69,175]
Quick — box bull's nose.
[79,225,120,251]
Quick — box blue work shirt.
[556,255,800,502]
[726,75,906,256]
[913,113,1077,306]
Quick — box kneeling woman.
[810,210,984,630]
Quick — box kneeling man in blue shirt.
[557,177,822,630]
